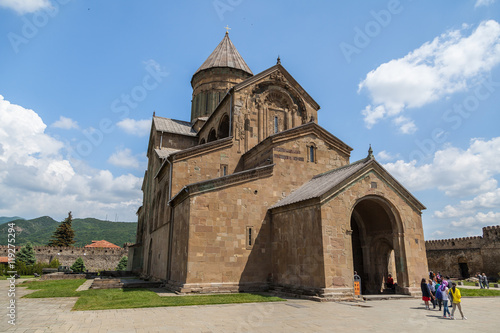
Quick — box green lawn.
[74,288,284,311]
[19,279,285,311]
[21,279,85,298]
[457,280,476,286]
[460,288,500,297]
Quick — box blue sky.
[0,0,499,240]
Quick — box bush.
[70,257,86,273]
[0,258,60,276]
[116,256,128,271]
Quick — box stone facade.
[130,33,429,299]
[426,225,500,279]
[0,246,128,271]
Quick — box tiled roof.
[155,148,180,159]
[153,116,197,137]
[84,240,121,249]
[194,33,253,75]
[0,257,8,264]
[271,158,371,209]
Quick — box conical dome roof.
[194,32,253,75]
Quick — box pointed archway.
[350,195,409,294]
[207,128,217,142]
[217,114,230,139]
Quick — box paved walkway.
[75,279,93,291]
[1,280,499,332]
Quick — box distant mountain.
[0,216,24,225]
[0,216,137,247]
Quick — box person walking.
[428,279,437,309]
[441,281,451,318]
[449,282,467,320]
[477,272,484,288]
[435,279,443,311]
[421,278,434,310]
[482,273,489,289]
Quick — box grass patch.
[74,289,284,311]
[460,288,500,297]
[21,279,86,298]
[18,279,284,310]
[457,280,476,286]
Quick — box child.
[441,280,451,318]
[449,282,467,320]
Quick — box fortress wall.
[425,226,500,278]
[0,246,128,271]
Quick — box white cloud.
[385,137,500,238]
[393,116,416,134]
[0,0,51,14]
[108,148,144,170]
[51,116,79,130]
[383,137,500,196]
[429,230,445,238]
[475,0,496,8]
[359,20,500,133]
[376,150,398,161]
[0,95,142,221]
[117,118,151,137]
[434,188,500,218]
[450,212,500,228]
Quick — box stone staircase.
[90,278,124,289]
[382,288,396,294]
[89,278,163,289]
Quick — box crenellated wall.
[425,225,500,279]
[0,245,128,271]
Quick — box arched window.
[307,143,316,163]
[218,114,230,139]
[207,128,217,142]
[200,138,206,145]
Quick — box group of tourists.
[476,272,490,289]
[420,272,467,320]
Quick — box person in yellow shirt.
[449,282,467,320]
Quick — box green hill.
[0,216,24,225]
[0,216,137,247]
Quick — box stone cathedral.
[128,32,429,299]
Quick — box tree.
[16,242,36,265]
[116,256,128,271]
[48,211,75,247]
[70,257,86,273]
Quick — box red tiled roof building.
[84,240,121,249]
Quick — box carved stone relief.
[270,70,285,82]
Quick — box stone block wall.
[425,225,500,279]
[272,202,326,295]
[0,245,128,271]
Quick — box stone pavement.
[1,280,499,332]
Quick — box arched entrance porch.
[350,195,409,294]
